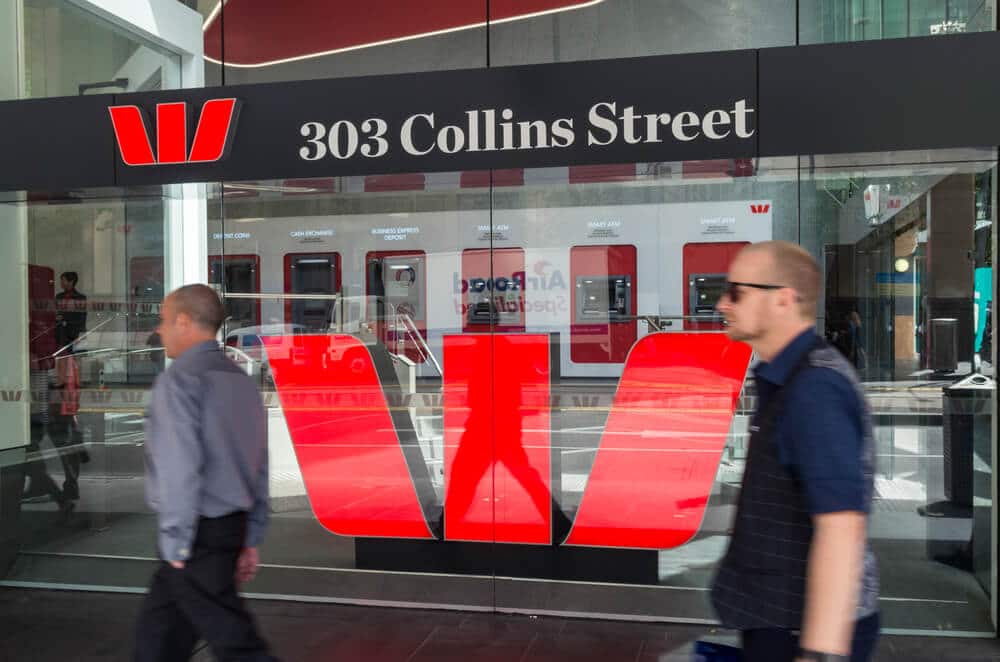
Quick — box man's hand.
[169,560,185,570]
[236,547,259,584]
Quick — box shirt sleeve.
[154,370,204,561]
[781,368,869,515]
[245,402,270,548]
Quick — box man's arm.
[238,399,269,581]
[799,511,867,656]
[784,369,872,658]
[155,371,204,566]
[244,443,269,550]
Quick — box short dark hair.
[745,241,821,319]
[60,272,78,286]
[169,284,225,333]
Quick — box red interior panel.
[207,1,598,66]
[364,174,425,193]
[568,163,637,184]
[28,264,57,366]
[459,169,525,188]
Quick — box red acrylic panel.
[188,98,240,163]
[155,102,187,164]
[443,334,551,544]
[108,105,155,166]
[564,333,751,549]
[264,334,435,539]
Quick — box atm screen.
[690,273,726,317]
[576,275,632,322]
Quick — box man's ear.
[174,311,192,331]
[777,287,798,311]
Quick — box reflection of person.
[55,271,87,351]
[21,352,76,521]
[847,311,866,371]
[446,343,553,537]
[146,330,165,373]
[48,353,84,501]
[711,241,879,662]
[134,285,277,662]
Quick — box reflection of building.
[0,0,997,644]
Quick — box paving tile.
[2,588,1000,661]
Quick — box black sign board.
[0,32,997,191]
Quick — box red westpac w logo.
[108,98,240,166]
[750,203,770,214]
[263,333,751,549]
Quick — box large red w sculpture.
[263,333,750,549]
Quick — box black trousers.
[134,512,278,662]
[741,612,880,662]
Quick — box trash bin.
[930,317,958,373]
[923,374,994,589]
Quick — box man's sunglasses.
[723,281,787,303]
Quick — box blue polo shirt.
[753,329,869,515]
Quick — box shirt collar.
[754,328,818,386]
[173,339,221,365]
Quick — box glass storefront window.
[800,0,996,43]
[489,0,796,66]
[0,187,168,588]
[21,0,182,98]
[4,150,990,636]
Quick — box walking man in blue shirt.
[711,241,880,662]
[135,284,277,661]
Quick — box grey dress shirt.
[144,340,269,561]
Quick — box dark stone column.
[926,174,977,368]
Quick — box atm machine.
[209,254,260,330]
[284,252,340,331]
[461,247,526,333]
[682,242,747,330]
[570,245,637,364]
[366,250,427,363]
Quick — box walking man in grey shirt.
[135,284,277,661]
